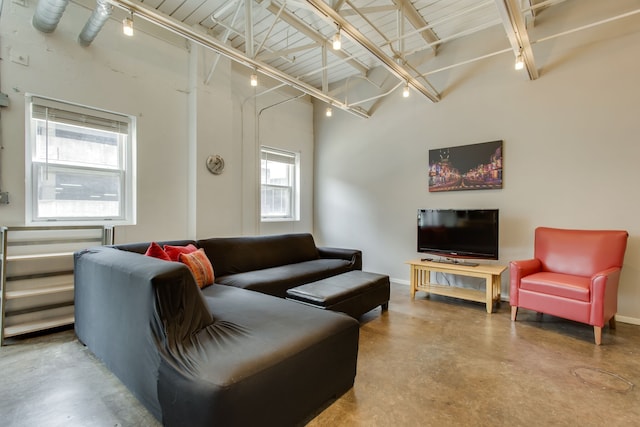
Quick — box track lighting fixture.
[402,83,410,98]
[514,53,524,70]
[332,28,341,50]
[123,12,134,36]
[326,106,332,117]
[250,72,258,87]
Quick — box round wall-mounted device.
[206,154,225,175]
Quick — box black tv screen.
[417,209,499,260]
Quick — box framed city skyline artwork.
[428,140,503,192]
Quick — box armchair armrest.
[317,247,362,270]
[590,267,622,327]
[509,258,542,306]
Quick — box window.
[260,146,299,221]
[26,95,136,224]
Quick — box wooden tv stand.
[407,259,506,313]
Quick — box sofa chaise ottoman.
[286,270,390,318]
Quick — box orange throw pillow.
[164,244,198,261]
[179,249,215,289]
[144,242,171,261]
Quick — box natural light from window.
[260,146,299,221]
[26,95,136,224]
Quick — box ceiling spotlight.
[123,13,134,37]
[250,72,258,87]
[402,84,410,98]
[514,53,524,70]
[332,30,341,50]
[326,106,332,117]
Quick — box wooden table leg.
[485,274,493,313]
[410,265,416,299]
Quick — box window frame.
[260,146,300,222]
[25,94,136,226]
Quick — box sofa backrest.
[112,240,198,254]
[534,227,628,277]
[197,233,320,277]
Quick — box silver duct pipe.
[32,0,70,33]
[78,0,113,46]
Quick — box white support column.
[187,42,198,239]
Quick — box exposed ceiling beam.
[244,0,254,58]
[322,43,328,93]
[257,0,368,76]
[253,0,287,59]
[107,0,370,118]
[391,0,439,54]
[205,0,243,85]
[495,0,538,80]
[303,0,440,102]
[382,1,494,48]
[339,5,397,17]
[257,42,317,61]
[333,0,346,12]
[521,0,536,27]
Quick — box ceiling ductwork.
[78,0,113,46]
[32,0,70,33]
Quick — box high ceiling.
[102,0,639,117]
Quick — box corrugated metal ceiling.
[100,0,639,117]
[138,0,509,88]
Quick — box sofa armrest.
[590,267,622,326]
[74,246,213,420]
[317,247,362,270]
[509,258,542,306]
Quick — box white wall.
[1,1,187,241]
[0,1,314,242]
[313,1,640,321]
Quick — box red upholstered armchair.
[510,227,628,345]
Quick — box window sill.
[261,218,299,223]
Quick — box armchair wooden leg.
[594,326,602,345]
[511,306,518,321]
[609,317,617,330]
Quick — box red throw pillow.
[164,244,198,262]
[144,242,171,261]
[179,249,215,289]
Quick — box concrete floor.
[1,283,639,426]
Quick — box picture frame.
[428,140,503,192]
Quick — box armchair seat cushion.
[521,272,590,302]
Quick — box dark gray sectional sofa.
[74,233,361,426]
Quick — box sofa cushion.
[145,242,172,261]
[161,284,359,426]
[197,233,320,277]
[215,259,353,298]
[165,243,198,262]
[179,249,215,289]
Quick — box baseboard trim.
[614,315,640,326]
[391,278,410,286]
[391,279,640,325]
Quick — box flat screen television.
[417,209,499,261]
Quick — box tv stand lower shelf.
[407,259,506,313]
